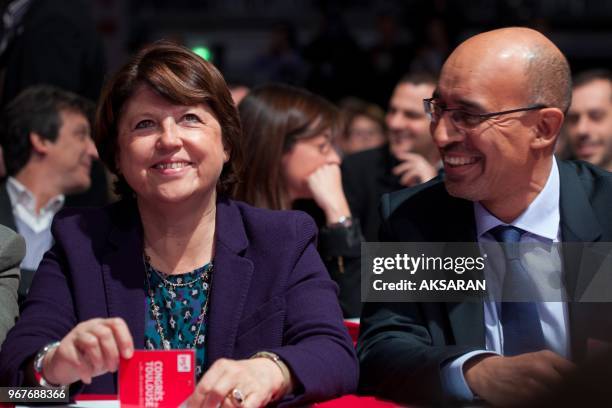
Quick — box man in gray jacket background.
[0,224,24,349]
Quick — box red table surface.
[0,394,399,407]
[74,394,399,406]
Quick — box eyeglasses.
[423,98,547,130]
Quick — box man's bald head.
[433,27,570,221]
[447,27,571,112]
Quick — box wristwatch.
[33,341,63,388]
[328,215,353,228]
[250,351,292,396]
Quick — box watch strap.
[250,351,292,397]
[33,341,63,388]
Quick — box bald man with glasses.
[423,97,547,129]
[358,27,612,406]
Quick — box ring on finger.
[230,387,245,406]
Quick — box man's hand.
[464,350,575,406]
[392,152,437,187]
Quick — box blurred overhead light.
[192,46,212,61]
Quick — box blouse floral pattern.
[144,261,213,379]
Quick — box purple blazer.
[0,197,358,405]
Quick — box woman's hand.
[187,357,290,408]
[41,318,134,386]
[306,164,352,226]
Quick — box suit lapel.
[100,201,146,348]
[558,161,603,297]
[558,161,602,244]
[444,256,485,347]
[441,194,486,347]
[0,182,17,231]
[98,198,255,359]
[556,161,606,361]
[205,198,254,367]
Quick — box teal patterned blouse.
[144,261,213,379]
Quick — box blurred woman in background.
[338,98,387,155]
[234,84,363,317]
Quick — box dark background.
[4,0,611,110]
[88,0,612,107]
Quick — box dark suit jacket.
[0,180,109,297]
[0,182,49,298]
[342,145,403,242]
[0,182,34,299]
[293,199,363,318]
[0,197,358,405]
[357,160,612,404]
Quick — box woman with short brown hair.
[0,42,358,407]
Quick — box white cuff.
[440,350,499,400]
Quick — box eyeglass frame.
[423,97,548,129]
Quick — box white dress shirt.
[441,157,570,400]
[6,177,64,271]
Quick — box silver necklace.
[143,252,209,288]
[144,256,213,351]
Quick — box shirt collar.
[7,176,65,215]
[474,157,560,241]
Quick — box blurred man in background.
[565,69,612,171]
[0,85,97,298]
[0,0,109,207]
[342,72,439,241]
[385,72,440,185]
